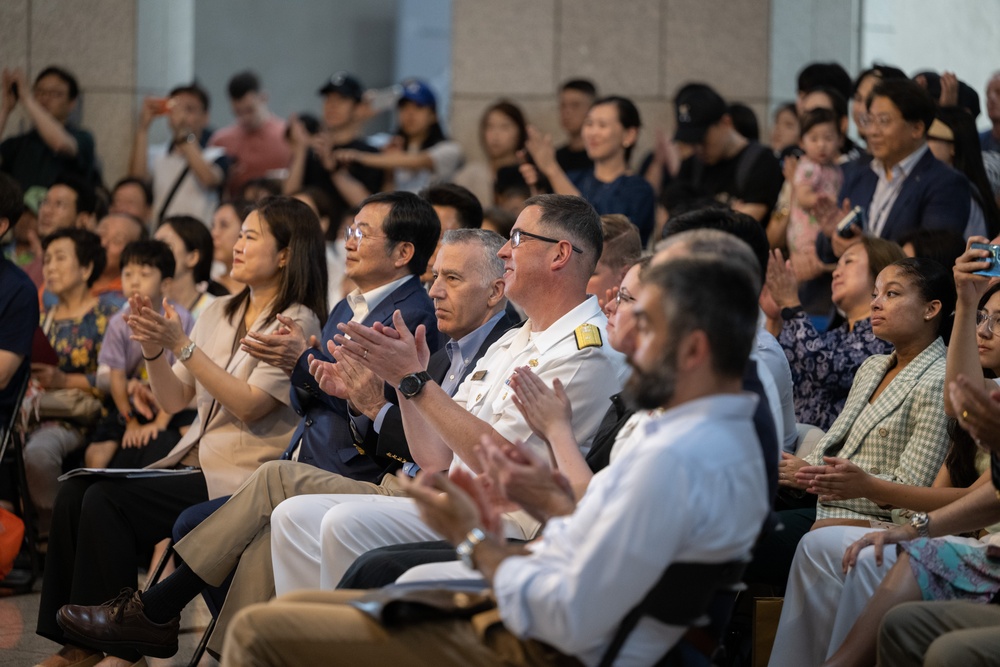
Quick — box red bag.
[0,508,25,580]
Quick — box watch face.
[399,374,422,397]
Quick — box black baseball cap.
[673,83,727,143]
[319,72,363,101]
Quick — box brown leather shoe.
[56,588,179,659]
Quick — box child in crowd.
[84,240,193,468]
[787,107,843,285]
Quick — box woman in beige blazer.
[36,197,328,667]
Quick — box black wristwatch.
[780,305,805,320]
[398,371,433,399]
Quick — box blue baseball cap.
[399,79,437,110]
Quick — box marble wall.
[450,0,773,166]
[0,0,138,186]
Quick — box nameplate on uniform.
[471,370,488,381]
[574,323,603,350]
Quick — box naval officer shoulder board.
[574,323,603,350]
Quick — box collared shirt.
[290,274,414,462]
[494,394,768,666]
[868,143,929,238]
[346,275,413,323]
[449,296,630,473]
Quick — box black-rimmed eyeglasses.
[510,229,583,254]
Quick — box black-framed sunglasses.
[510,228,583,254]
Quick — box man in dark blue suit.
[818,79,971,261]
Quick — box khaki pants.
[878,600,1000,667]
[173,460,404,653]
[221,590,582,667]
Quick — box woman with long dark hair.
[35,196,327,667]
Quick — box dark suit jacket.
[366,311,517,472]
[283,275,439,479]
[818,149,971,261]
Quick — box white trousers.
[768,525,898,666]
[395,560,483,584]
[271,494,539,594]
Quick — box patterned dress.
[44,296,119,389]
[778,311,893,430]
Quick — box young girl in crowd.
[453,100,528,206]
[786,107,843,303]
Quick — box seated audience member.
[481,205,516,239]
[587,213,642,307]
[926,105,1000,238]
[672,83,784,224]
[84,240,194,468]
[770,102,801,155]
[796,62,853,115]
[90,213,146,305]
[420,183,484,286]
[210,200,252,295]
[662,208,797,453]
[209,71,291,200]
[37,173,97,238]
[728,102,760,142]
[53,213,508,657]
[827,434,1000,665]
[214,252,770,667]
[785,107,845,317]
[747,257,956,589]
[291,187,349,304]
[849,64,908,152]
[0,66,96,190]
[36,196,326,667]
[238,176,281,203]
[764,236,904,430]
[800,86,863,163]
[819,79,972,261]
[129,83,227,226]
[153,215,221,319]
[0,173,36,432]
[335,79,463,194]
[109,177,153,229]
[899,227,967,267]
[555,78,597,174]
[980,71,1000,153]
[522,95,656,245]
[770,242,1000,666]
[283,73,384,229]
[264,195,628,594]
[453,100,528,206]
[23,229,117,534]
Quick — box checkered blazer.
[807,337,952,521]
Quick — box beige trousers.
[221,590,582,667]
[172,460,404,653]
[878,600,1000,667]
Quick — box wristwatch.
[456,527,487,570]
[184,132,198,145]
[177,341,197,363]
[398,371,432,399]
[910,512,931,538]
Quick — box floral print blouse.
[43,296,120,389]
[778,310,893,431]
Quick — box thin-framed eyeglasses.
[510,228,583,254]
[344,224,388,244]
[976,310,1000,335]
[857,113,897,130]
[615,286,637,307]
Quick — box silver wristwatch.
[177,341,197,362]
[910,512,931,538]
[456,527,487,569]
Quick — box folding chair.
[145,540,216,666]
[0,371,41,594]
